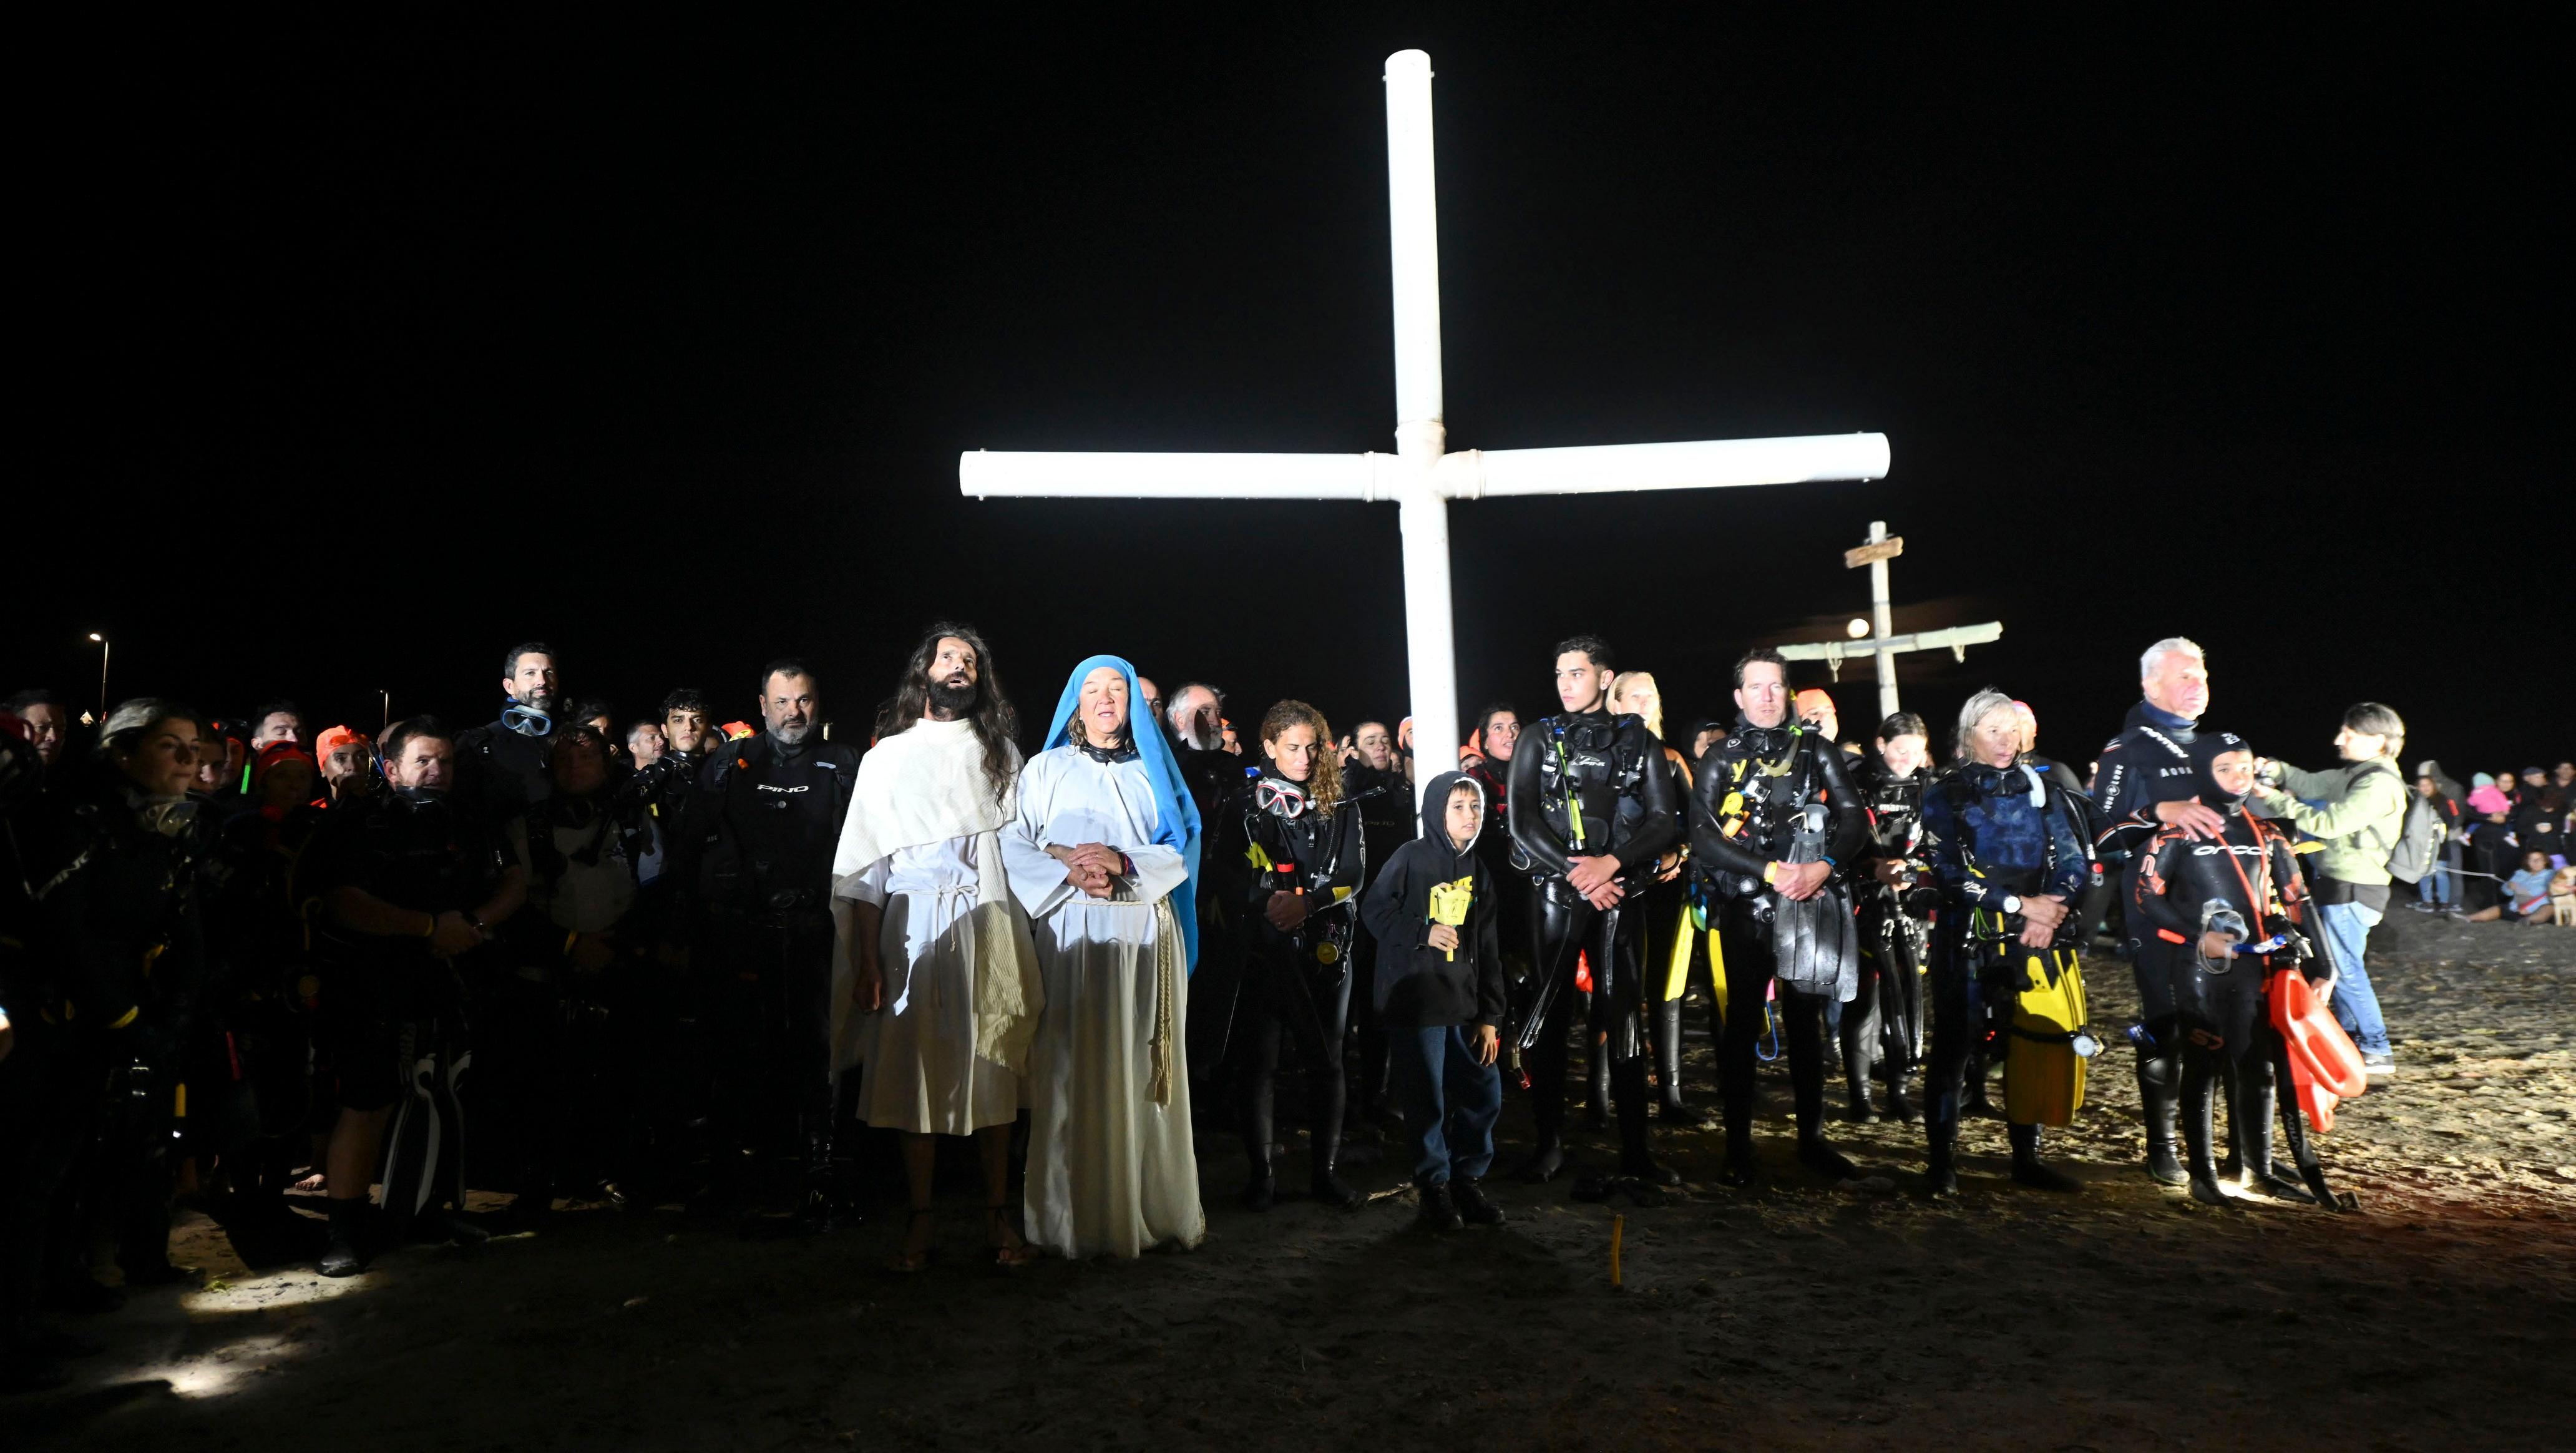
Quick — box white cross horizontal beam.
[1776,620,2002,664]
[960,432,1889,502]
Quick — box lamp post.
[87,633,110,718]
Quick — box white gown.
[845,836,1023,1136]
[1005,746,1206,1258]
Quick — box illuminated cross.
[962,49,1890,800]
[1774,519,2001,718]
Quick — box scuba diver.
[667,662,858,1228]
[2092,636,2223,1186]
[1342,720,1413,1122]
[1689,650,1868,1186]
[1506,635,1681,1201]
[1847,712,1934,1123]
[1219,699,1367,1211]
[1918,690,2097,1195]
[1606,671,1700,1127]
[499,726,666,1222]
[2133,732,2327,1206]
[3,701,209,1385]
[455,640,565,829]
[198,741,330,1225]
[297,715,525,1273]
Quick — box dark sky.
[18,11,2565,774]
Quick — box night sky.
[19,11,2565,774]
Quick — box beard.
[1179,718,1223,752]
[927,675,979,717]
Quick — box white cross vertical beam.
[1866,520,1898,719]
[1385,49,1459,780]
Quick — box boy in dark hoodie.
[1361,771,1510,1232]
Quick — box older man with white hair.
[2090,636,2224,1188]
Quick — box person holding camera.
[2250,703,2409,1079]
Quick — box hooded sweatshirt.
[1359,770,1506,1030]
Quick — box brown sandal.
[886,1208,935,1273]
[985,1205,1040,1268]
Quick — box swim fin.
[2003,945,2089,1128]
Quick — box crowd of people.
[2,629,2567,1390]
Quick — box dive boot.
[2008,1122,2081,1193]
[1584,1047,1612,1132]
[1309,1129,1364,1210]
[1241,1145,1276,1211]
[2139,1056,2187,1186]
[318,1197,371,1278]
[2233,1067,2315,1203]
[1924,1120,1960,1198]
[1652,996,1689,1120]
[1796,1133,1857,1181]
[1614,1064,1680,1187]
[2180,1074,2232,1208]
[1515,1134,1568,1184]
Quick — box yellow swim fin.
[2003,946,2088,1127]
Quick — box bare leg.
[979,1124,1035,1265]
[325,1107,391,1201]
[888,1133,938,1269]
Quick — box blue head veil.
[1042,655,1204,972]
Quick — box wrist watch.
[2000,894,2024,916]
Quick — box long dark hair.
[882,621,1017,800]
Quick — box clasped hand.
[2017,893,2068,947]
[1050,842,1125,900]
[1566,854,1624,910]
[1769,860,1832,903]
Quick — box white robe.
[1005,746,1205,1258]
[841,836,1025,1135]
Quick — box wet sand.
[20,909,2576,1451]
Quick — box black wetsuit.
[1506,708,1680,1189]
[297,786,512,1236]
[1217,764,1367,1208]
[668,731,857,1202]
[2132,731,2315,1203]
[1845,755,1932,1121]
[1918,759,2094,1191]
[2091,700,2203,1178]
[1688,718,1866,1183]
[1343,761,1414,1115]
[455,706,558,829]
[3,773,205,1356]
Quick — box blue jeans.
[2418,855,2456,908]
[2316,899,2391,1055]
[1387,1025,1503,1185]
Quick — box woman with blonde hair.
[1609,671,1699,1123]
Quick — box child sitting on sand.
[2471,849,2560,926]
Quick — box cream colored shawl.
[829,718,1043,1075]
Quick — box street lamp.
[87,633,109,717]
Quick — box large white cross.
[962,49,1890,800]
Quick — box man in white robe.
[1006,656,1207,1257]
[832,625,1043,1270]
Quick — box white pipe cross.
[961,49,1891,803]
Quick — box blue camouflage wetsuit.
[1918,761,2091,1131]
